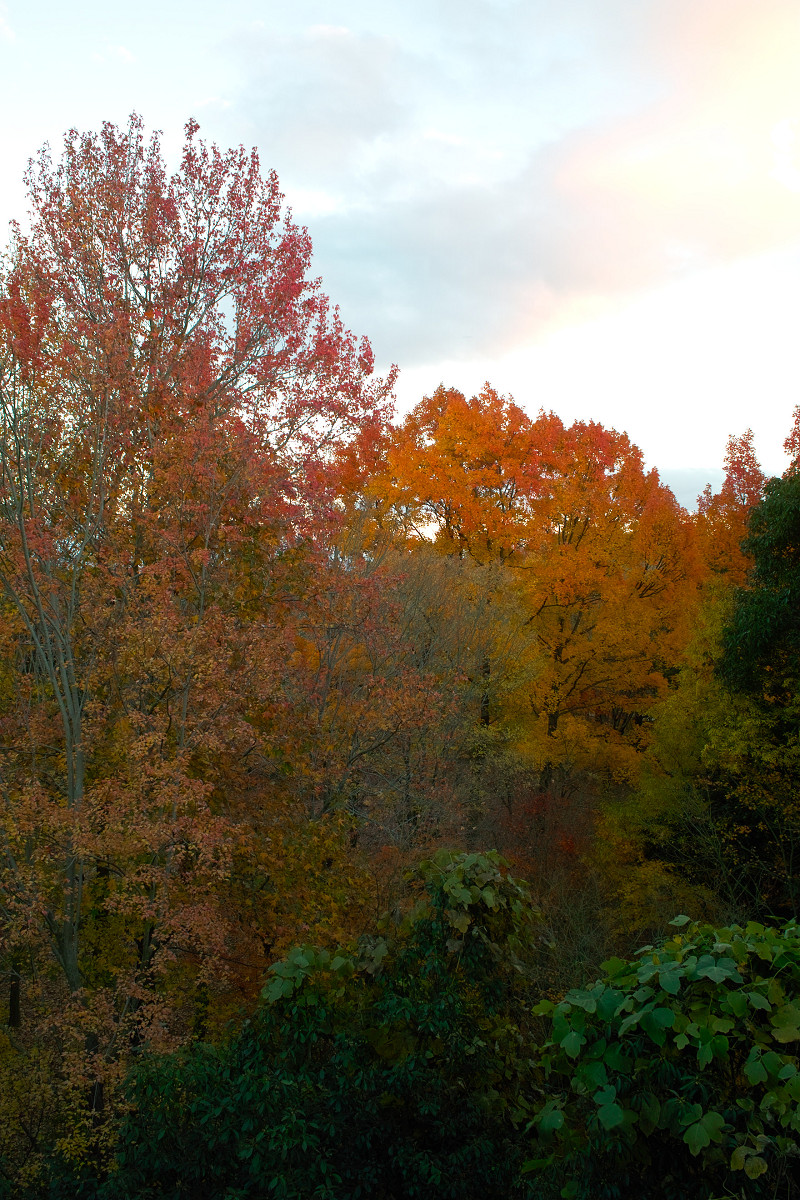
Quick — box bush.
[527,916,800,1199]
[102,851,541,1199]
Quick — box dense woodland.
[1,117,799,1198]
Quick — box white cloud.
[287,186,346,218]
[9,0,794,476]
[223,24,413,182]
[389,245,800,477]
[771,119,800,192]
[91,43,136,65]
[216,0,800,381]
[0,3,14,41]
[308,25,351,37]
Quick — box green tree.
[92,852,542,1200]
[720,471,800,698]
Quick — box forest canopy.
[1,116,800,1199]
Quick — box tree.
[719,471,800,696]
[0,113,394,1147]
[785,403,800,470]
[93,852,541,1200]
[371,386,698,784]
[379,384,550,562]
[600,463,800,929]
[696,430,766,583]
[509,414,695,761]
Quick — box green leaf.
[669,914,691,926]
[700,1111,726,1143]
[561,1030,586,1058]
[638,1093,660,1133]
[521,1157,554,1174]
[697,1040,713,1069]
[597,988,625,1021]
[636,961,659,985]
[772,1026,800,1043]
[578,1060,608,1090]
[658,970,682,995]
[771,1003,800,1041]
[679,1103,703,1127]
[565,988,597,1013]
[748,990,771,1011]
[768,976,784,1004]
[619,1010,644,1036]
[730,1144,750,1170]
[539,1108,565,1134]
[446,909,470,933]
[710,1034,730,1059]
[744,1057,768,1085]
[597,1102,625,1130]
[725,991,748,1018]
[762,1051,783,1075]
[684,1121,711,1156]
[695,957,742,984]
[744,1156,768,1180]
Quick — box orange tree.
[695,430,766,583]
[368,385,699,785]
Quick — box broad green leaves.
[529,916,800,1198]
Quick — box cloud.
[91,44,136,65]
[215,0,800,367]
[0,2,14,41]
[557,3,800,281]
[224,24,414,183]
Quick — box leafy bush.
[528,916,800,1199]
[15,863,800,1200]
[100,851,541,1199]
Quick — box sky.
[2,0,800,505]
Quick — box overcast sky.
[3,0,800,503]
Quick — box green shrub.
[528,916,800,1199]
[102,851,541,1199]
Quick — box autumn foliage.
[1,116,800,1197]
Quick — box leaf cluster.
[528,916,800,1198]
